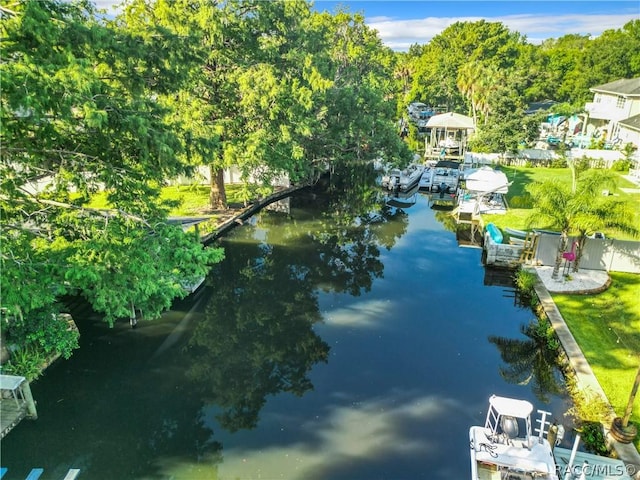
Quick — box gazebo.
[424,112,475,161]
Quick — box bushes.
[514,268,539,307]
[611,159,632,172]
[1,346,46,381]
[3,306,79,362]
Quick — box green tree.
[1,1,223,332]
[410,20,525,112]
[468,70,540,154]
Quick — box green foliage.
[578,421,611,456]
[1,0,226,337]
[514,268,538,298]
[611,159,633,172]
[2,346,47,381]
[509,195,533,208]
[564,374,611,454]
[526,169,638,275]
[4,306,79,359]
[550,158,568,168]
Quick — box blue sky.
[93,0,639,51]
[312,1,640,50]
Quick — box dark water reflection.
[1,165,569,479]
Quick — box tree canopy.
[1,0,224,332]
[2,0,639,361]
[0,0,411,359]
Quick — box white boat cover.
[465,167,509,194]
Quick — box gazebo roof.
[425,112,474,130]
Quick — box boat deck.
[470,426,557,478]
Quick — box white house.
[582,77,640,150]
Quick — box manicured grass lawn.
[483,166,640,240]
[84,183,262,216]
[552,272,640,449]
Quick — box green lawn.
[483,166,640,240]
[552,272,640,449]
[85,183,262,216]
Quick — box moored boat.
[469,395,559,479]
[470,395,634,480]
[382,164,425,192]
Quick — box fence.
[483,232,640,274]
[464,148,625,168]
[535,234,640,274]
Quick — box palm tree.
[489,319,564,403]
[527,168,637,279]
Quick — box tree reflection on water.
[186,163,412,432]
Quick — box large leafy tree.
[119,0,409,211]
[527,169,637,279]
[1,1,223,329]
[410,20,525,112]
[301,10,411,168]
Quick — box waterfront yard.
[484,166,640,241]
[552,272,640,450]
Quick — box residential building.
[582,77,640,150]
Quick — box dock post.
[19,381,38,419]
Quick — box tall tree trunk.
[209,165,227,210]
[622,362,640,427]
[573,236,587,273]
[552,234,568,279]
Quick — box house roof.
[618,113,640,132]
[525,99,557,114]
[590,77,640,97]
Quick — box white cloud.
[211,394,463,479]
[322,298,392,328]
[368,13,640,50]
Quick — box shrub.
[515,268,537,296]
[611,159,632,172]
[577,421,610,455]
[4,306,79,360]
[1,345,46,381]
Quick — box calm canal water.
[1,168,570,479]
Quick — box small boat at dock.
[381,164,425,192]
[469,395,634,480]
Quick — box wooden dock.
[0,374,37,439]
[0,397,28,439]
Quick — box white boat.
[469,395,559,479]
[421,160,460,193]
[382,164,425,192]
[470,395,634,480]
[381,167,401,189]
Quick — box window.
[616,96,626,108]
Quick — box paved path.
[531,267,640,476]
